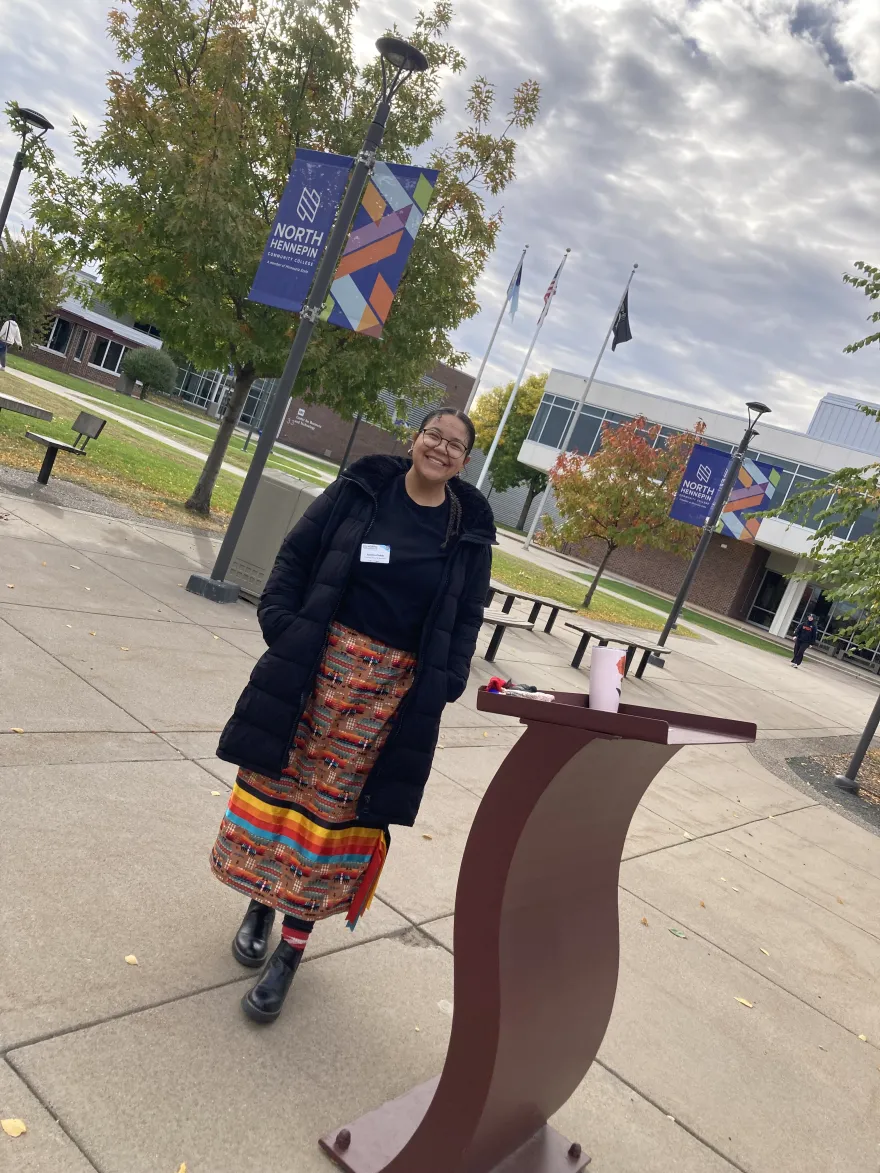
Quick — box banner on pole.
[249,149,354,313]
[718,457,783,543]
[669,444,732,527]
[321,160,439,337]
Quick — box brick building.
[276,361,473,463]
[507,368,880,668]
[23,277,162,389]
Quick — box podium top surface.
[476,688,757,746]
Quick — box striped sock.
[281,915,314,952]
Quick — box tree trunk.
[186,366,256,515]
[516,483,540,531]
[582,544,614,609]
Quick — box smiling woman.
[210,405,495,1024]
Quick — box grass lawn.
[7,356,337,485]
[491,549,699,636]
[0,371,242,530]
[571,570,789,657]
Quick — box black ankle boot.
[232,900,276,968]
[241,940,303,1024]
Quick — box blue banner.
[670,444,732,527]
[249,149,354,313]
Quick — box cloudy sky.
[2,0,879,431]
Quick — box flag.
[507,253,524,320]
[538,259,564,326]
[611,290,633,351]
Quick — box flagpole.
[465,244,528,414]
[523,262,638,550]
[476,248,571,493]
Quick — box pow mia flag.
[611,290,633,351]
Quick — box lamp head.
[15,107,53,133]
[746,400,771,417]
[376,36,429,74]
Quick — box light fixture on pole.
[635,400,771,677]
[834,691,880,793]
[0,105,53,237]
[187,36,429,602]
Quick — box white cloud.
[1,0,878,431]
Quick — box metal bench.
[565,620,675,678]
[482,609,535,663]
[485,580,578,633]
[25,411,107,484]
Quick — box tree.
[121,346,177,398]
[764,420,880,648]
[842,261,880,354]
[470,371,548,528]
[25,0,539,514]
[542,415,704,608]
[0,227,70,347]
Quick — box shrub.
[121,347,177,398]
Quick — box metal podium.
[320,689,757,1173]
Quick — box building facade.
[24,279,162,388]
[512,369,879,669]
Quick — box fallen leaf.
[836,897,845,905]
[176,1165,187,1173]
[699,901,706,908]
[640,916,649,927]
[414,1026,421,1032]
[0,1119,27,1138]
[120,646,129,651]
[41,561,46,566]
[212,635,219,640]
[683,832,694,839]
[768,814,775,819]
[735,998,753,1008]
[724,847,732,853]
[10,728,24,734]
[760,948,770,956]
[70,564,80,570]
[84,587,91,591]
[210,791,222,797]
[65,624,72,628]
[422,834,433,840]
[124,954,138,966]
[5,584,13,589]
[483,731,489,737]
[668,928,687,939]
[89,631,96,637]
[858,1034,868,1041]
[720,877,728,883]
[665,1115,675,1123]
[731,887,740,893]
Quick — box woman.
[211,406,494,1023]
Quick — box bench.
[482,609,535,663]
[486,580,578,633]
[565,620,675,678]
[26,411,107,484]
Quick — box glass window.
[849,508,879,541]
[701,437,735,454]
[45,317,73,354]
[90,338,126,372]
[537,400,575,448]
[755,453,797,473]
[73,330,87,361]
[567,410,602,455]
[528,399,551,442]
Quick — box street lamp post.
[0,106,53,237]
[834,691,880,793]
[187,37,429,603]
[635,401,772,677]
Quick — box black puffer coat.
[217,455,495,827]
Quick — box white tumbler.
[589,646,626,713]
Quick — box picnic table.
[0,392,53,423]
[486,578,577,633]
[564,619,675,678]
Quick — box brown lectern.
[320,690,757,1173]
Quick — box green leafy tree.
[470,371,548,528]
[842,261,880,354]
[0,227,70,347]
[25,0,539,514]
[121,346,178,398]
[542,416,704,608]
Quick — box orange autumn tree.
[542,415,705,608]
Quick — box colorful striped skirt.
[211,623,416,927]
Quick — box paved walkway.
[1,491,879,1173]
[5,366,334,485]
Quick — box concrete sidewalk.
[1,491,879,1173]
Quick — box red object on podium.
[320,690,757,1173]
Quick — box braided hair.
[416,406,475,550]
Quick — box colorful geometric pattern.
[322,160,439,337]
[719,457,783,542]
[211,623,416,924]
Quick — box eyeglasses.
[420,427,468,459]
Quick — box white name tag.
[360,543,391,564]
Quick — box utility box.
[227,469,323,603]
